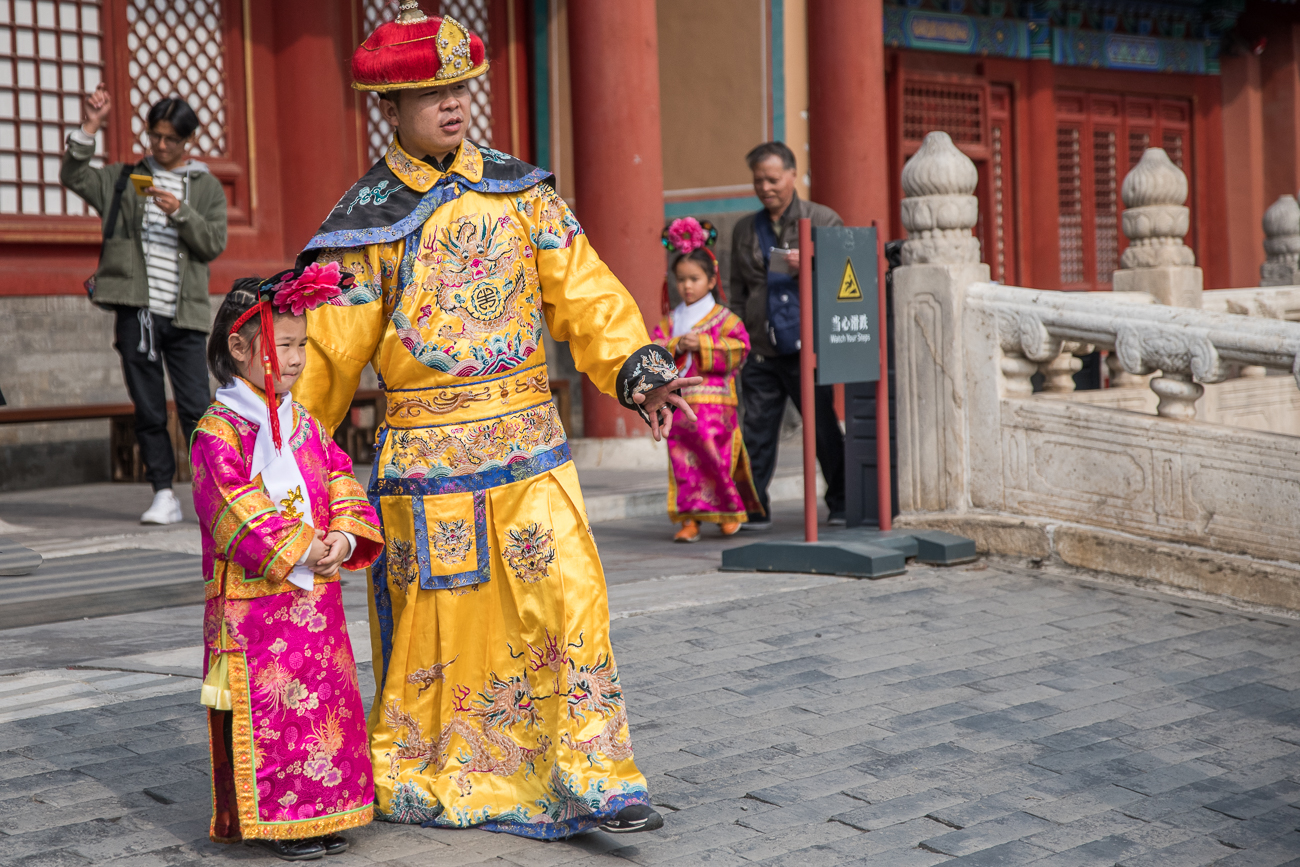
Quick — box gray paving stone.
[1116,834,1238,866]
[1206,781,1300,820]
[919,812,1055,857]
[833,789,968,831]
[940,840,1054,865]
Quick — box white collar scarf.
[215,377,315,590]
[671,293,715,338]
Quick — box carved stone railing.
[892,124,1300,610]
[978,284,1300,420]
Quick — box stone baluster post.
[1109,149,1203,416]
[1260,194,1300,287]
[1111,148,1202,308]
[893,131,991,514]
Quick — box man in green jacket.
[62,84,227,524]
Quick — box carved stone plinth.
[1261,194,1300,287]
[899,131,981,267]
[1111,265,1203,308]
[1110,148,1202,308]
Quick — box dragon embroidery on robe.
[384,673,551,796]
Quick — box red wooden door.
[895,70,1018,286]
[1055,90,1194,291]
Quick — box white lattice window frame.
[0,0,106,220]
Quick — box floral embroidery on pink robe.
[652,305,763,524]
[191,399,383,842]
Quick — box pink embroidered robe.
[190,398,383,842]
[651,304,763,524]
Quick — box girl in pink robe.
[192,269,383,860]
[652,228,763,541]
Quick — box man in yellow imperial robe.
[291,8,695,839]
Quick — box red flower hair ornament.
[227,262,355,451]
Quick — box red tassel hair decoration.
[227,263,353,452]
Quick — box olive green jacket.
[60,135,228,333]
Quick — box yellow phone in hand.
[129,173,154,196]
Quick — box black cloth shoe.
[740,517,772,532]
[246,838,326,861]
[826,511,847,526]
[600,804,664,833]
[318,834,348,855]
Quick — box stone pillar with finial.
[1260,194,1300,287]
[892,131,991,513]
[1110,148,1202,308]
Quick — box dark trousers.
[113,308,210,491]
[741,353,845,516]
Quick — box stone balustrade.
[979,283,1300,419]
[891,127,1300,610]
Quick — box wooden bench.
[0,380,575,479]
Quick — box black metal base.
[719,528,977,579]
[721,541,907,579]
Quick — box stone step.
[0,536,42,576]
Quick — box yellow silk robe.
[294,139,674,837]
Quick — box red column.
[567,0,665,438]
[272,0,361,259]
[1024,59,1060,290]
[1261,24,1300,202]
[807,0,890,227]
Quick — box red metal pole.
[799,217,817,543]
[873,221,892,531]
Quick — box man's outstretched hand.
[632,376,703,441]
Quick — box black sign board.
[812,226,879,385]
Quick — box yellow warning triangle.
[837,258,863,300]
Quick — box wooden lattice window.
[124,0,226,157]
[1057,124,1085,286]
[987,84,1015,285]
[0,0,104,217]
[1055,90,1194,291]
[358,0,493,167]
[902,78,986,148]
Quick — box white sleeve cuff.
[69,128,96,146]
[341,531,357,560]
[296,544,312,566]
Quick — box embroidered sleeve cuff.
[616,343,680,424]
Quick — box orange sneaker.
[674,521,701,543]
[720,521,742,536]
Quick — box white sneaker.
[141,489,184,525]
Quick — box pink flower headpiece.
[662,217,717,255]
[225,260,355,451]
[269,261,352,315]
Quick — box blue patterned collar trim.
[303,166,553,252]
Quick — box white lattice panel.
[0,0,104,216]
[126,0,227,157]
[360,0,492,167]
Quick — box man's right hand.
[82,83,110,136]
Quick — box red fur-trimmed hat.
[352,2,488,93]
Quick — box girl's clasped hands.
[307,529,351,576]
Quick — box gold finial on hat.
[397,1,428,24]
